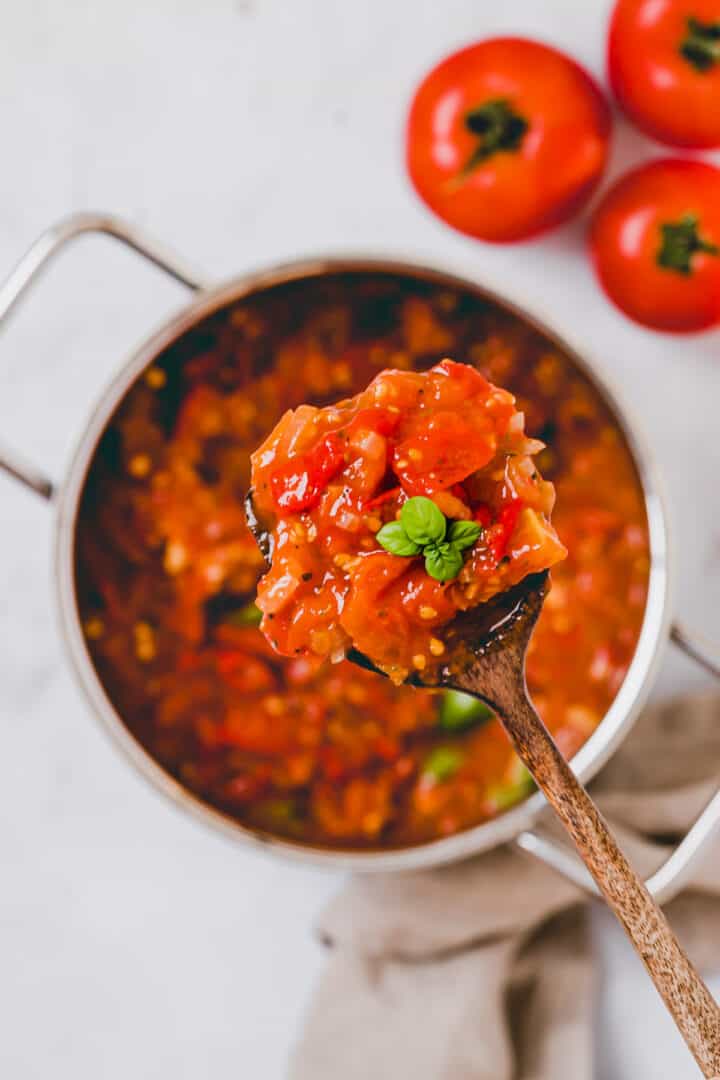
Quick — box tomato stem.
[458,98,528,179]
[657,214,719,275]
[680,17,720,72]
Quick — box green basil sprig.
[376,496,481,582]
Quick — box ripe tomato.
[405,38,612,243]
[590,159,720,332]
[609,0,720,149]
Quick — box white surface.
[0,1,718,1077]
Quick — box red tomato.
[609,0,720,149]
[406,38,612,243]
[589,159,720,333]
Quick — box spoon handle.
[476,681,720,1077]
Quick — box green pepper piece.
[439,690,493,731]
[487,761,536,811]
[422,746,465,783]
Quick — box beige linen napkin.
[292,693,720,1080]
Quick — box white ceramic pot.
[2,213,719,894]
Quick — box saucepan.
[2,212,720,899]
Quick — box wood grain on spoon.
[249,475,720,1074]
[382,572,720,1079]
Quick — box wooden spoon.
[352,571,720,1078]
[246,490,720,1075]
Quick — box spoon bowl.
[348,571,550,695]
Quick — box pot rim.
[53,253,672,872]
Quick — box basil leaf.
[422,746,465,783]
[424,541,463,582]
[376,521,422,557]
[400,496,446,546]
[447,519,482,551]
[439,690,493,731]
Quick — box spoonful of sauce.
[246,359,720,1076]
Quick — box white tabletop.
[0,1,719,1076]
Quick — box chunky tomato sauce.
[75,272,650,848]
[251,360,566,680]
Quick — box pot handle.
[671,621,720,679]
[0,212,210,501]
[515,784,720,905]
[517,623,720,900]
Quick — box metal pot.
[3,212,719,896]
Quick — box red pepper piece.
[270,433,345,512]
[488,498,523,563]
[473,503,493,527]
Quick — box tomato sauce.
[75,272,649,848]
[250,359,566,681]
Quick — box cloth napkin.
[291,693,720,1080]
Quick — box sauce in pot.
[75,272,649,848]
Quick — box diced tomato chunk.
[347,407,401,438]
[340,553,414,669]
[432,358,491,400]
[270,433,345,512]
[393,414,497,495]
